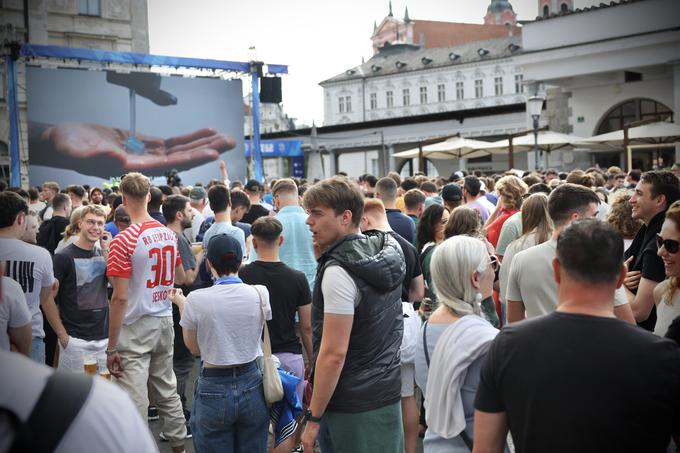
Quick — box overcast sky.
[147,0,600,127]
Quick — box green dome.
[487,0,514,13]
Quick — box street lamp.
[527,94,544,170]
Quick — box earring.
[474,292,483,305]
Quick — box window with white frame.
[370,93,377,110]
[456,81,464,100]
[494,77,503,96]
[403,88,410,106]
[437,84,446,102]
[475,80,483,98]
[338,97,345,113]
[515,74,524,93]
[420,86,428,104]
[386,90,394,108]
[345,96,352,112]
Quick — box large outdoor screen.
[26,66,246,187]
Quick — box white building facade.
[518,0,680,171]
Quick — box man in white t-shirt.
[506,183,635,324]
[0,191,57,363]
[105,172,187,452]
[0,276,31,355]
[300,177,405,453]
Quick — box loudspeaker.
[260,77,282,104]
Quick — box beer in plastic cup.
[191,242,203,255]
[97,356,111,380]
[83,354,97,376]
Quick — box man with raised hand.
[106,172,187,452]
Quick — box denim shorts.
[191,360,269,453]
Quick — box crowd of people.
[1,161,680,453]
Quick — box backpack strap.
[422,320,430,367]
[22,371,93,453]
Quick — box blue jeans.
[31,337,45,364]
[191,361,269,453]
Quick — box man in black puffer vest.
[300,176,405,453]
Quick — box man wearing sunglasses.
[625,170,680,331]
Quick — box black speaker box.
[260,77,282,104]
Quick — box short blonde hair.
[120,172,150,200]
[496,175,528,210]
[363,198,386,216]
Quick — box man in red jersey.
[106,172,187,452]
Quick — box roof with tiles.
[410,21,521,49]
[320,35,523,85]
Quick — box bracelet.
[105,348,118,355]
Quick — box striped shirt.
[106,220,181,325]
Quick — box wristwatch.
[303,409,322,423]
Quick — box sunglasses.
[656,234,680,254]
[489,254,499,272]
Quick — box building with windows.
[1,0,150,183]
[314,2,528,176]
[519,0,679,171]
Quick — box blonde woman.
[653,200,680,337]
[415,236,500,452]
[55,206,86,254]
[485,176,528,247]
[499,194,553,316]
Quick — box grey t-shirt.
[507,239,627,317]
[0,277,31,351]
[177,234,196,271]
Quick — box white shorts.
[58,336,108,372]
[401,363,415,397]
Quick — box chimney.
[506,23,513,37]
[419,32,425,49]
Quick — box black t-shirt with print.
[475,312,680,453]
[53,244,109,341]
[239,261,311,354]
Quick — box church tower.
[484,0,517,26]
[538,0,574,18]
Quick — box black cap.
[207,234,243,267]
[245,179,263,192]
[441,183,463,202]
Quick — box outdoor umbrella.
[583,121,680,170]
[393,136,498,160]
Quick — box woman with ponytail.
[415,236,503,452]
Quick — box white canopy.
[583,121,680,145]
[393,136,500,160]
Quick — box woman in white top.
[653,200,680,337]
[414,236,501,452]
[55,206,85,253]
[499,193,553,319]
[170,233,271,453]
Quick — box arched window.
[543,5,550,17]
[596,98,673,135]
[560,3,569,12]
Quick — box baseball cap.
[207,234,243,267]
[245,179,263,192]
[441,183,463,202]
[189,186,207,201]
